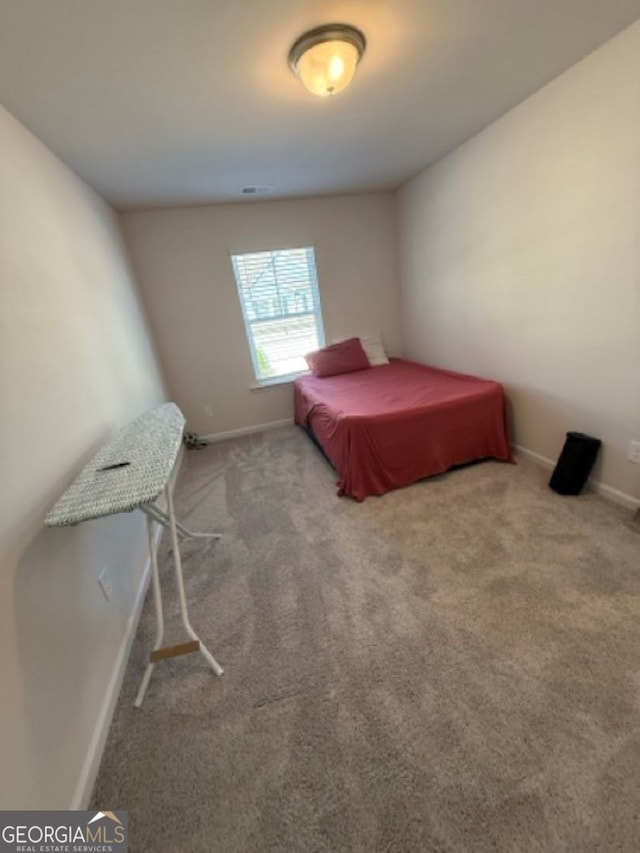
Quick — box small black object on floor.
[183,431,208,450]
[549,431,601,495]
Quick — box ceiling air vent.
[241,185,272,195]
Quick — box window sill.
[250,371,309,391]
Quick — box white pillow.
[359,333,389,366]
[333,333,389,366]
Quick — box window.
[231,246,325,384]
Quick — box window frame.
[230,245,326,387]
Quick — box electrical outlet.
[98,568,113,601]
[628,440,640,464]
[203,405,214,417]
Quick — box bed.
[294,356,513,500]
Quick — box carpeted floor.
[92,425,640,852]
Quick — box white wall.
[0,106,166,808]
[120,193,402,436]
[397,22,640,503]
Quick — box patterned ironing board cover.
[45,402,185,527]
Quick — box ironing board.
[45,402,223,707]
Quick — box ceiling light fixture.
[288,23,366,97]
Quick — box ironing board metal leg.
[165,485,224,677]
[134,514,165,707]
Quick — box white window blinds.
[231,247,325,383]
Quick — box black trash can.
[549,432,601,495]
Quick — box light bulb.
[297,40,358,96]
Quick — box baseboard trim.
[594,482,640,511]
[202,418,293,443]
[514,444,640,510]
[513,445,555,470]
[70,532,155,809]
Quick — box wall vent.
[241,185,272,195]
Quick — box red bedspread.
[294,358,513,500]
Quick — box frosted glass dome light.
[289,24,366,97]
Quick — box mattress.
[294,358,513,500]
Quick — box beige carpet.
[92,425,640,852]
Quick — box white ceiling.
[1,1,638,209]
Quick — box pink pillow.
[305,337,370,377]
